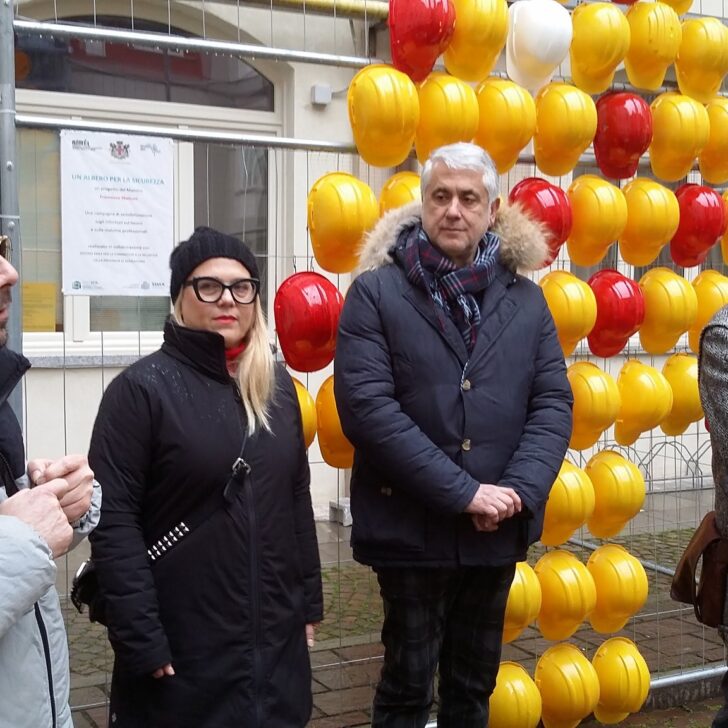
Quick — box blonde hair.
[173,296,276,435]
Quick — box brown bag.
[671,511,728,628]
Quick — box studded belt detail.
[147,522,190,562]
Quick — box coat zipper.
[245,473,264,728]
[34,603,57,728]
[231,380,264,726]
[460,363,469,389]
[0,453,57,726]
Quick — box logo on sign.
[110,141,130,160]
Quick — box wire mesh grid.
[9,0,727,724]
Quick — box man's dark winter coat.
[334,201,573,569]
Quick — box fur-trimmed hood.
[356,201,549,276]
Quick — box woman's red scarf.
[225,342,246,375]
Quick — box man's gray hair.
[421,142,500,203]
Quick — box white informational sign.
[61,130,174,296]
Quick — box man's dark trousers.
[371,563,516,728]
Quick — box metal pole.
[13,19,382,69]
[650,663,727,689]
[1,0,23,422]
[15,115,688,175]
[214,0,389,20]
[15,114,358,153]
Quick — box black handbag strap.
[0,453,18,497]
[146,431,250,562]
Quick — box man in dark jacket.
[698,304,728,728]
[334,143,573,728]
[0,236,100,728]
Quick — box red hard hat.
[593,92,653,179]
[509,177,572,267]
[587,270,645,357]
[670,183,727,268]
[389,0,456,82]
[274,272,344,373]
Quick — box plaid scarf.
[398,223,501,353]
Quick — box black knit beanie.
[169,226,259,303]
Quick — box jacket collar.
[402,261,518,367]
[0,347,30,408]
[161,318,231,383]
[355,201,549,276]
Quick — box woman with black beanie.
[88,226,322,727]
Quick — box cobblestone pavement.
[67,520,728,727]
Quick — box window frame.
[17,87,284,359]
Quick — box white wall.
[23,366,123,461]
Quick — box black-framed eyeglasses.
[0,236,11,263]
[184,276,259,305]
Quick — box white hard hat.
[506,0,573,91]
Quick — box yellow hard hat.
[587,545,649,634]
[535,550,597,641]
[689,270,728,352]
[567,362,621,451]
[585,450,646,539]
[415,72,479,163]
[699,98,728,185]
[474,77,536,173]
[307,172,379,274]
[618,179,680,266]
[506,0,573,91]
[489,662,542,728]
[347,64,419,167]
[292,378,317,449]
[539,271,597,356]
[661,354,702,436]
[592,638,650,724]
[444,0,508,82]
[379,171,421,216]
[535,643,600,728]
[649,92,710,182]
[570,3,630,94]
[675,18,728,104]
[541,460,595,547]
[566,175,627,267]
[503,561,542,643]
[660,0,693,15]
[638,268,697,354]
[315,375,354,469]
[534,83,597,176]
[624,2,682,91]
[614,360,673,446]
